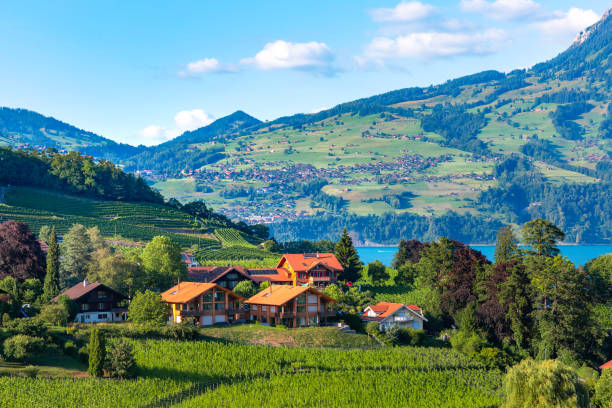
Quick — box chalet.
[362,302,427,331]
[246,285,336,327]
[187,266,254,289]
[53,280,128,323]
[161,282,242,326]
[276,253,343,288]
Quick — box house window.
[202,292,213,302]
[308,305,317,313]
[297,317,306,327]
[252,305,258,311]
[218,281,227,288]
[227,273,238,280]
[297,306,306,313]
[307,295,317,304]
[98,303,106,310]
[81,304,89,311]
[297,295,306,305]
[214,291,224,302]
[270,306,276,313]
[215,303,225,311]
[202,303,212,311]
[98,314,107,319]
[262,306,267,312]
[97,290,107,299]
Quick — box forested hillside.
[2,10,612,244]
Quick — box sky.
[0,1,609,146]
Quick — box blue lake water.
[357,245,612,267]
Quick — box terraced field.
[0,187,220,248]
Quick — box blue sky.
[0,1,608,146]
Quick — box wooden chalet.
[161,282,243,326]
[52,280,128,323]
[277,253,343,288]
[245,285,336,327]
[362,302,426,331]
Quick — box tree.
[502,359,589,408]
[584,254,612,300]
[182,200,211,219]
[521,219,565,257]
[3,335,45,361]
[128,290,168,325]
[498,262,533,350]
[39,304,69,326]
[57,295,79,321]
[0,220,45,281]
[322,283,343,301]
[38,225,52,245]
[334,229,363,282]
[88,328,106,378]
[594,369,612,408]
[392,239,426,269]
[105,338,136,379]
[233,280,256,298]
[394,263,418,286]
[42,226,60,302]
[494,226,519,264]
[259,281,271,291]
[87,248,144,299]
[367,260,389,285]
[141,236,186,290]
[60,224,93,288]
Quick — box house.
[181,252,199,267]
[362,302,427,331]
[52,280,128,323]
[601,360,612,370]
[187,266,255,289]
[245,285,336,327]
[161,282,243,326]
[276,253,343,288]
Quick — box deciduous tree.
[141,236,186,290]
[128,290,168,325]
[0,220,45,281]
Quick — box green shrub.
[162,323,199,340]
[22,365,39,378]
[105,339,136,379]
[39,304,69,326]
[77,346,89,364]
[63,340,77,356]
[450,330,488,357]
[594,369,612,408]
[4,318,47,337]
[365,321,380,336]
[475,347,513,370]
[398,328,427,346]
[3,335,45,361]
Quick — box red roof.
[52,281,126,302]
[362,302,422,321]
[277,253,343,272]
[601,360,612,370]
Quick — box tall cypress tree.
[334,229,363,283]
[88,328,106,378]
[43,226,60,302]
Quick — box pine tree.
[494,226,519,264]
[42,227,60,302]
[88,328,106,378]
[334,229,363,282]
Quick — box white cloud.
[179,57,238,76]
[534,8,599,39]
[174,109,215,132]
[460,0,541,20]
[362,29,507,62]
[242,40,334,73]
[138,109,216,146]
[370,1,435,23]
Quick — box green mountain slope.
[148,10,612,243]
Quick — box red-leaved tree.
[0,220,45,280]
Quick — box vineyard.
[214,228,256,248]
[195,246,278,262]
[0,187,220,248]
[0,339,503,407]
[364,285,433,308]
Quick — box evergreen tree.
[42,227,60,302]
[498,261,533,350]
[105,339,136,379]
[88,328,106,378]
[494,226,519,264]
[334,229,363,282]
[521,219,565,257]
[60,224,93,288]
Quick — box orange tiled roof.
[277,253,343,272]
[246,285,335,306]
[601,360,612,370]
[161,282,241,304]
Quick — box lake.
[357,245,612,267]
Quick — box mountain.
[0,107,143,160]
[2,10,611,244]
[122,110,261,173]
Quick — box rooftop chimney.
[83,278,88,287]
